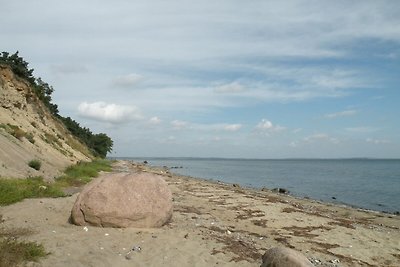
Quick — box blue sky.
[2,0,399,158]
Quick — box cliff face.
[0,65,92,180]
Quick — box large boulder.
[71,172,173,228]
[261,247,314,267]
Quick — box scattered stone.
[261,247,314,267]
[71,172,173,228]
[272,188,290,194]
[232,183,241,188]
[143,160,148,164]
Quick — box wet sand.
[0,160,399,266]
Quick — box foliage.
[0,160,111,206]
[0,51,35,84]
[0,123,26,140]
[0,51,113,157]
[25,132,35,144]
[28,160,41,171]
[0,238,47,266]
[61,117,113,158]
[0,177,64,206]
[55,159,112,186]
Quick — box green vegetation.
[60,117,113,158]
[25,132,35,144]
[28,160,41,171]
[0,225,47,266]
[0,123,26,140]
[56,159,112,186]
[0,51,113,158]
[0,159,112,206]
[0,239,47,267]
[0,177,64,206]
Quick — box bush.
[28,160,41,170]
[26,132,35,144]
[0,124,26,140]
[0,239,47,266]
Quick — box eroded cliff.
[0,65,92,180]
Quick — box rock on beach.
[261,247,314,267]
[70,172,173,228]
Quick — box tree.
[91,133,113,158]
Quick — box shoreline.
[141,159,399,215]
[1,159,399,266]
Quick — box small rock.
[132,246,141,252]
[272,188,290,194]
[261,247,314,267]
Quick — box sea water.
[118,157,400,213]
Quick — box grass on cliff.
[55,159,112,186]
[0,159,112,206]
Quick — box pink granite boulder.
[71,172,173,228]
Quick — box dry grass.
[0,227,46,267]
[0,239,47,267]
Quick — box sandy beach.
[1,160,399,267]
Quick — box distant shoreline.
[110,156,400,161]
[120,158,399,215]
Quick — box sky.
[1,0,400,158]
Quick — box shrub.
[28,160,41,171]
[25,132,35,144]
[0,239,47,266]
[0,124,26,140]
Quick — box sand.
[1,160,399,267]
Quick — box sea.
[116,157,400,214]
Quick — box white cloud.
[325,109,358,118]
[214,82,245,94]
[289,141,298,148]
[222,124,242,132]
[346,127,378,133]
[112,73,143,88]
[169,121,242,132]
[149,116,161,125]
[366,138,390,144]
[255,119,285,133]
[303,134,340,144]
[78,101,142,124]
[171,120,188,130]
